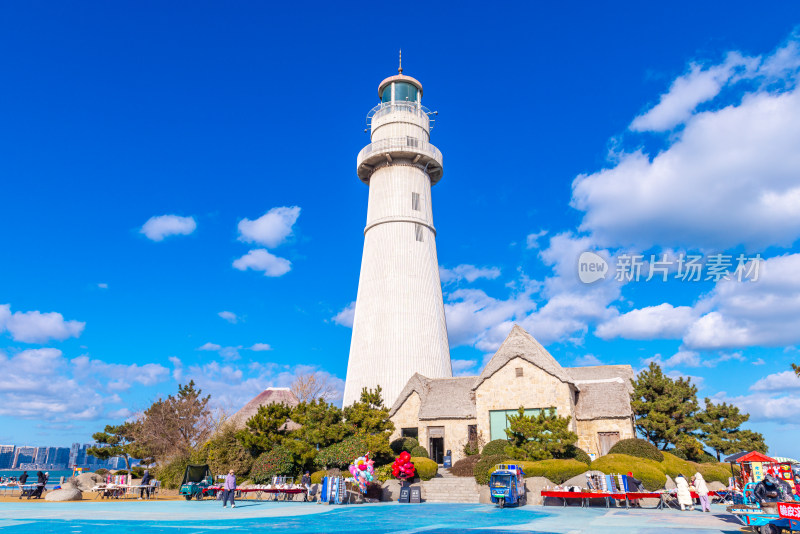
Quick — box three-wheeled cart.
[179,464,215,501]
[489,463,526,508]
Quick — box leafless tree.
[291,371,338,403]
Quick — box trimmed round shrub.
[131,466,145,479]
[698,463,733,485]
[481,439,510,457]
[315,435,370,469]
[658,452,697,479]
[591,454,667,491]
[310,470,327,484]
[374,464,393,482]
[94,468,109,476]
[474,454,504,485]
[411,457,438,481]
[463,440,480,457]
[390,437,419,455]
[571,447,592,466]
[251,445,296,483]
[513,459,589,484]
[450,455,481,477]
[114,470,128,475]
[607,439,664,462]
[410,445,429,459]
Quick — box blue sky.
[1,1,800,454]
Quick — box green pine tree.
[697,398,767,460]
[504,408,578,461]
[236,402,293,455]
[87,422,138,471]
[630,362,699,450]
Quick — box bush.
[698,463,733,485]
[658,452,697,479]
[481,439,510,457]
[374,464,393,482]
[412,457,438,481]
[315,435,369,469]
[198,422,255,478]
[310,470,327,484]
[463,440,480,457]
[410,445,429,459]
[474,454,504,485]
[94,469,109,476]
[591,454,666,491]
[390,437,419,455]
[153,455,192,489]
[131,466,145,479]
[251,446,297,483]
[572,447,592,465]
[451,455,481,477]
[607,439,665,462]
[513,459,589,484]
[114,470,128,475]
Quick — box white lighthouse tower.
[342,59,452,407]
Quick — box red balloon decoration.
[391,452,416,481]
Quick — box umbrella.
[772,456,799,464]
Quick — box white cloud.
[683,254,800,349]
[750,370,800,392]
[572,37,800,251]
[250,343,273,351]
[197,343,241,361]
[630,53,753,132]
[168,356,183,381]
[752,358,766,366]
[140,215,196,241]
[574,354,603,366]
[596,304,697,340]
[237,206,301,248]
[332,302,356,328]
[0,304,85,343]
[71,355,170,389]
[451,359,478,376]
[714,390,800,424]
[198,342,222,351]
[97,283,108,289]
[440,264,501,284]
[218,311,238,324]
[526,230,548,249]
[232,249,292,277]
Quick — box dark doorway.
[429,437,444,464]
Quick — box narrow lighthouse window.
[412,192,420,211]
[415,224,424,242]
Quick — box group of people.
[674,472,711,512]
[219,470,313,509]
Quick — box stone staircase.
[421,468,481,503]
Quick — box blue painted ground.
[0,501,745,533]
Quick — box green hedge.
[374,464,393,482]
[390,437,419,455]
[451,455,481,477]
[572,448,592,465]
[512,459,590,484]
[591,454,666,491]
[94,469,109,476]
[411,457,438,481]
[310,470,327,484]
[698,463,733,484]
[658,452,697,479]
[607,439,665,462]
[410,445,429,459]
[481,439,509,457]
[315,435,369,469]
[474,454,504,485]
[251,446,296,483]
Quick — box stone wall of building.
[389,391,422,443]
[575,417,636,458]
[474,356,577,440]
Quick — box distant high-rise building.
[69,443,80,466]
[0,445,14,469]
[35,447,50,465]
[12,446,37,469]
[51,447,70,467]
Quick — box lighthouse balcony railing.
[366,102,436,129]
[357,137,443,166]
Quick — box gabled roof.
[472,324,576,390]
[566,365,635,394]
[726,451,777,464]
[230,387,299,429]
[573,380,632,420]
[389,373,477,420]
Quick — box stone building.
[389,325,635,464]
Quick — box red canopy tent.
[733,452,777,464]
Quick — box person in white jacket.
[675,474,694,511]
[692,472,711,512]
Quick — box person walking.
[139,470,153,499]
[222,470,236,508]
[693,472,711,512]
[675,474,694,511]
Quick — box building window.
[412,192,420,211]
[515,367,523,377]
[401,427,418,439]
[468,425,478,443]
[415,224,424,242]
[489,408,556,441]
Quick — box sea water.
[0,469,74,488]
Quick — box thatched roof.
[389,374,477,420]
[473,324,576,390]
[566,365,635,393]
[572,380,632,420]
[230,387,299,429]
